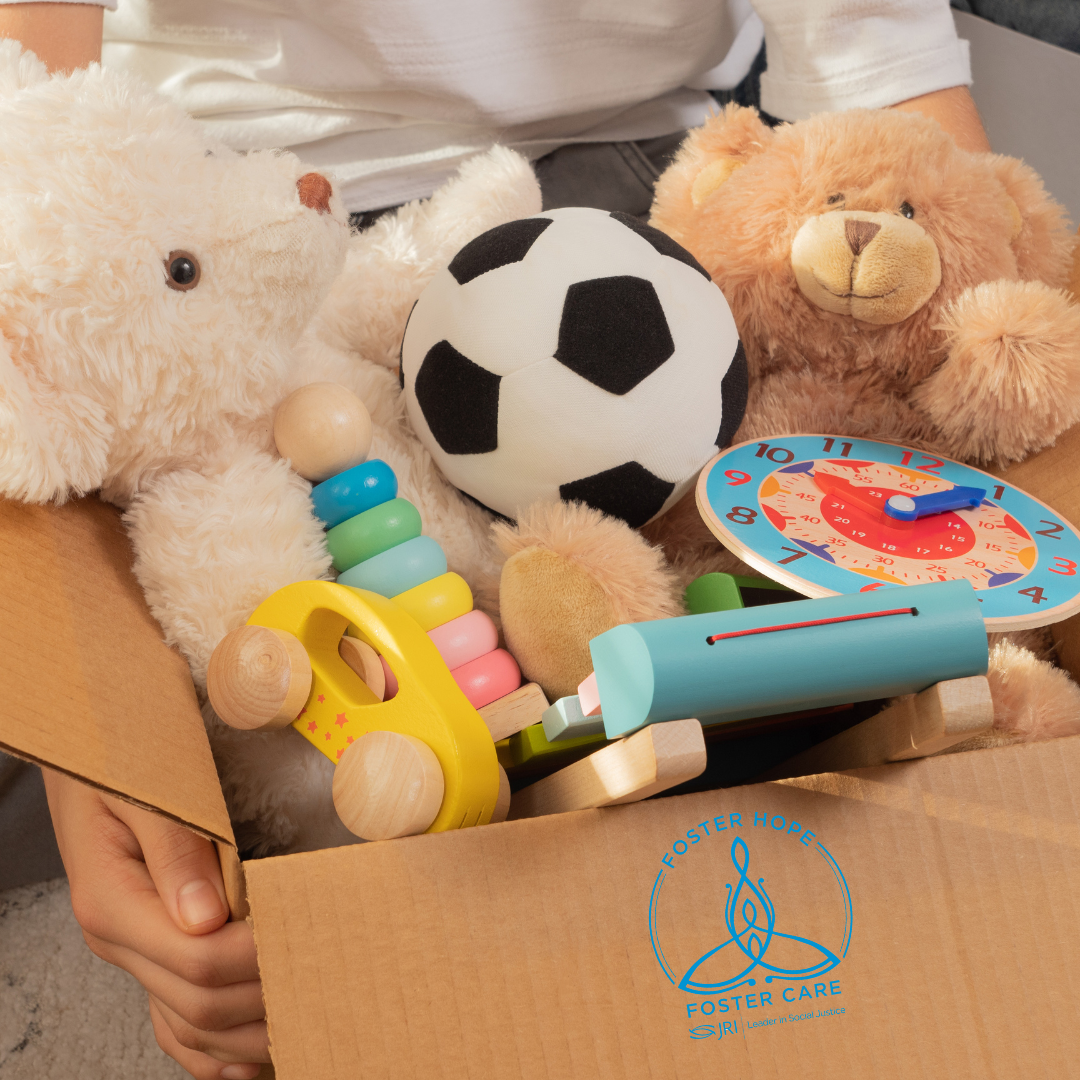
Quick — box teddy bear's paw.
[913,280,1080,463]
[494,501,684,700]
[983,638,1080,744]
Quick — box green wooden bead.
[327,497,422,572]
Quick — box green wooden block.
[497,723,607,770]
[685,572,744,615]
[326,497,422,573]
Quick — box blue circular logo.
[650,830,853,994]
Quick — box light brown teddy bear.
[498,104,1080,746]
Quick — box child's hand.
[43,769,269,1080]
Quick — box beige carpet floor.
[0,878,186,1079]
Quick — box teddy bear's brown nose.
[845,219,880,256]
[297,172,332,214]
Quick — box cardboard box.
[3,429,1080,1078]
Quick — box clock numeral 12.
[899,450,944,471]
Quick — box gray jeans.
[0,753,65,890]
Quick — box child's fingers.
[148,996,266,1080]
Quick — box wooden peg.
[273,382,372,482]
[759,675,994,781]
[338,635,385,700]
[507,718,706,820]
[478,682,549,742]
[490,764,511,824]
[332,730,445,840]
[207,625,312,730]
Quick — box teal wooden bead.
[337,535,447,597]
[326,498,422,572]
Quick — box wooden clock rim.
[694,435,1080,633]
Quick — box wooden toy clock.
[696,435,1080,632]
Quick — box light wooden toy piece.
[208,625,312,731]
[332,730,445,840]
[478,682,549,742]
[338,634,385,700]
[759,675,994,781]
[273,382,372,483]
[490,764,511,824]
[507,718,706,820]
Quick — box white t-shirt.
[17,0,971,211]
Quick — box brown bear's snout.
[845,218,880,256]
[297,172,333,214]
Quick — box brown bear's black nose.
[297,172,332,214]
[845,219,880,256]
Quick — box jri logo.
[649,812,852,1017]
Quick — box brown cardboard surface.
[247,735,1080,1080]
[0,497,232,845]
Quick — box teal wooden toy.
[337,534,447,597]
[326,497,423,572]
[590,578,989,738]
[311,458,397,528]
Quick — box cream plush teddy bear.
[0,42,539,855]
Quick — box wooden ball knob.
[333,731,444,840]
[274,382,372,482]
[490,764,511,824]
[207,625,312,731]
[338,634,385,700]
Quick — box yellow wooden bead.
[273,382,372,482]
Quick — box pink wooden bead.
[450,649,521,710]
[380,654,399,700]
[427,609,499,671]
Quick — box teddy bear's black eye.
[900,202,915,219]
[827,194,844,205]
[165,250,201,291]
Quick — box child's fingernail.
[220,1066,261,1080]
[177,879,226,930]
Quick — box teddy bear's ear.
[651,105,775,239]
[0,39,49,97]
[0,330,111,503]
[988,154,1076,288]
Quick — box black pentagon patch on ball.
[555,276,674,396]
[414,340,501,455]
[560,461,676,529]
[447,218,553,285]
[716,341,749,449]
[609,212,710,280]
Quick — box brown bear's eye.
[827,194,844,205]
[900,202,915,219]
[165,250,201,291]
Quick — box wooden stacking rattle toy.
[209,383,547,840]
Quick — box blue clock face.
[696,435,1080,631]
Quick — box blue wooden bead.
[337,535,447,597]
[310,459,397,529]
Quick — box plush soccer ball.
[401,207,745,527]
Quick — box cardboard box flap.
[0,497,233,846]
[247,735,1080,1080]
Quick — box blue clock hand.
[883,485,986,521]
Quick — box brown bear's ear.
[0,328,111,503]
[650,105,775,240]
[988,154,1075,288]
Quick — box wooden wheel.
[332,730,444,840]
[207,625,311,730]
